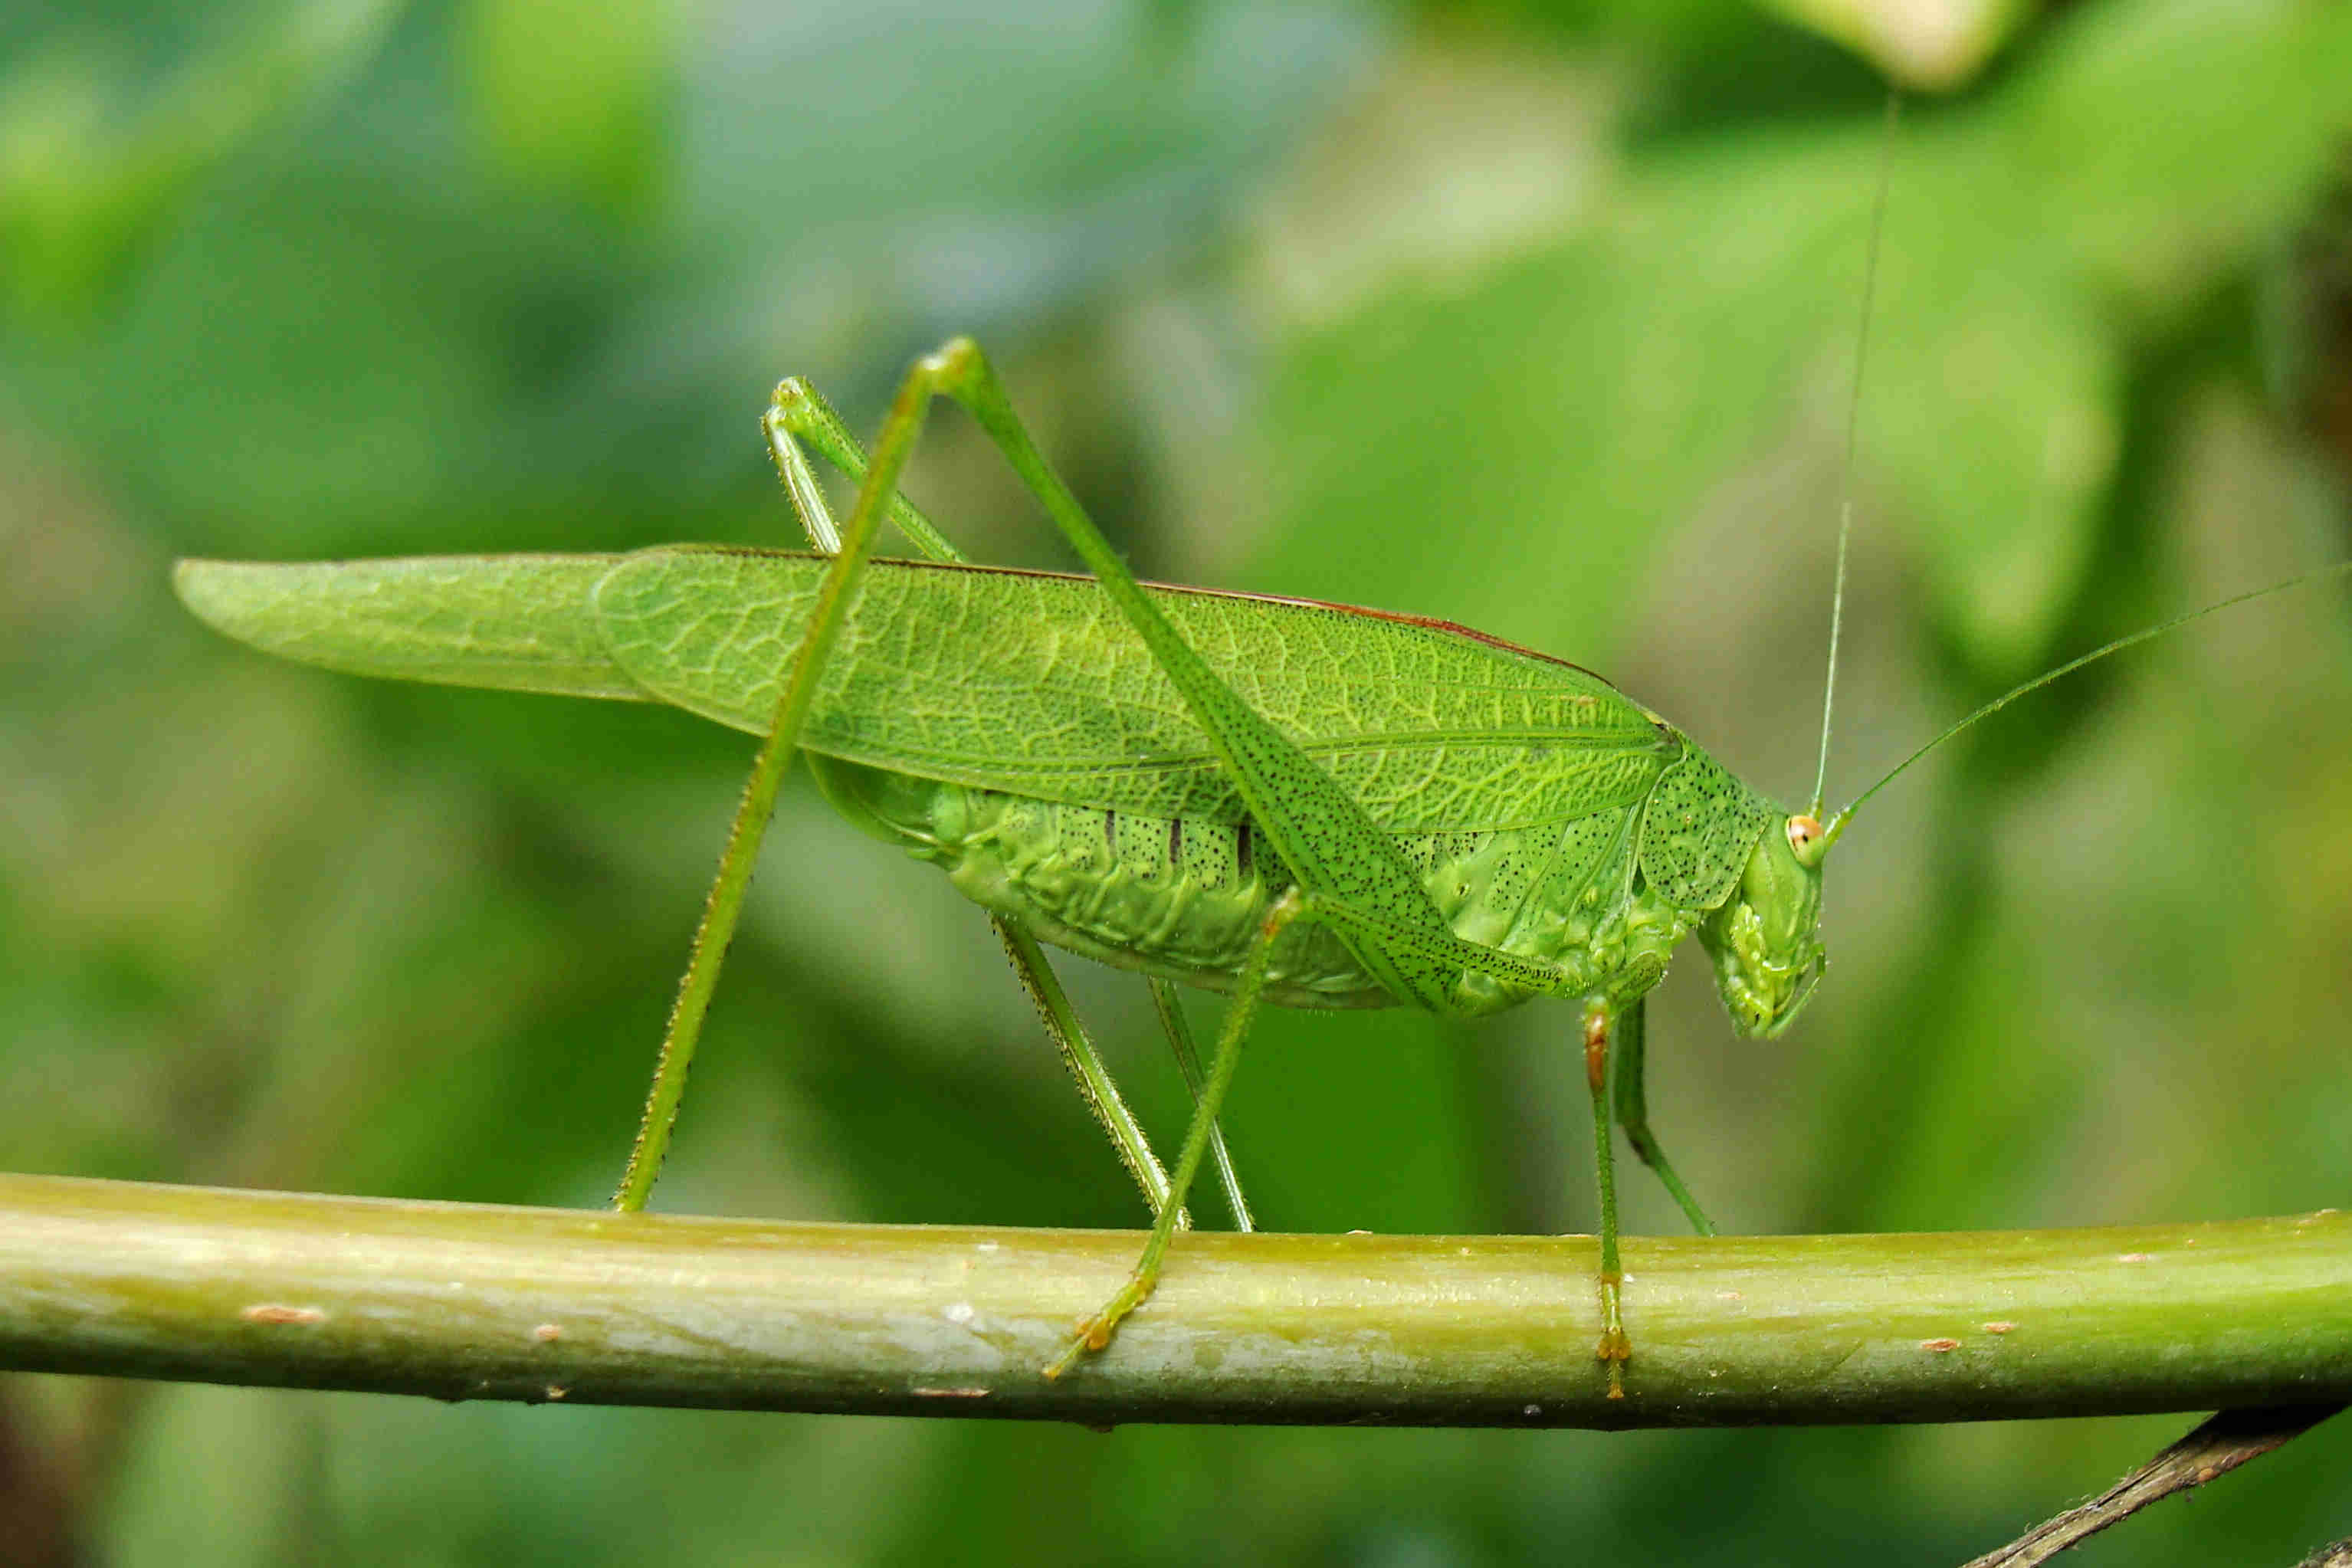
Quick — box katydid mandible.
[172,340,2351,1397]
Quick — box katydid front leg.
[1148,977,1253,1233]
[1583,1001,1632,1399]
[1610,999,1716,1237]
[840,339,1621,1385]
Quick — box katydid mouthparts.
[173,341,2352,1397]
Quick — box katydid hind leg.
[610,347,981,1211]
[871,340,1570,1009]
[608,590,846,1210]
[1044,891,1305,1378]
[911,338,1484,1012]
[611,739,793,1211]
[809,337,1302,1370]
[1610,998,1717,1236]
[868,340,1602,1372]
[766,386,847,555]
[771,373,1245,1235]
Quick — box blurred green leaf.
[0,0,400,320]
[1757,0,2032,89]
[459,0,668,221]
[1261,0,2352,677]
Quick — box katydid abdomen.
[175,545,1806,1022]
[818,756,1684,1013]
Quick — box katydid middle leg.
[1150,979,1253,1232]
[995,916,1186,1227]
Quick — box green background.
[5,0,2351,1561]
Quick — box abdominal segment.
[807,756,1675,1015]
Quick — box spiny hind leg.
[1045,891,1303,1379]
[1039,877,1570,1376]
[767,372,1255,1231]
[844,338,1541,1368]
[1610,997,1717,1236]
[611,349,990,1210]
[609,391,931,1209]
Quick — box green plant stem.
[2,1173,2346,1428]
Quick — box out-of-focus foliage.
[3,0,2350,1563]
[1759,0,2028,88]
[0,0,401,320]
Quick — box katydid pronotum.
[174,333,2351,1398]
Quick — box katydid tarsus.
[172,340,2352,1399]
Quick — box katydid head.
[1697,813,1828,1038]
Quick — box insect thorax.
[806,754,1725,1017]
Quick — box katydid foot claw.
[1040,1274,1153,1379]
[1596,1327,1632,1400]
[1041,1313,1116,1380]
[1596,1268,1630,1399]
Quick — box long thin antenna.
[1810,90,1901,818]
[1822,559,2352,847]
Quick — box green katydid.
[172,334,2352,1399]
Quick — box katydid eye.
[1786,815,1822,858]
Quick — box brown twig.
[1960,1405,2346,1567]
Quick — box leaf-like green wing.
[594,547,1674,833]
[177,547,1681,835]
[175,556,645,702]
